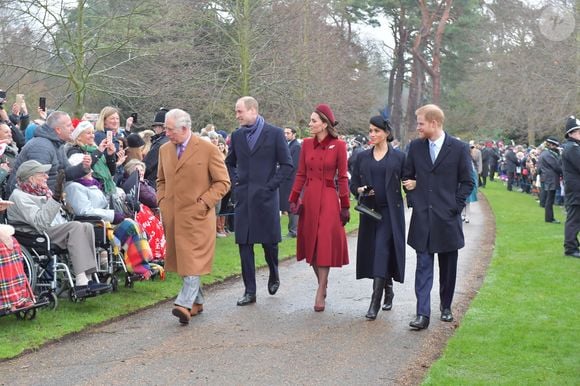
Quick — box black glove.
[340,208,350,226]
[53,170,66,202]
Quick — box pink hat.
[315,104,336,126]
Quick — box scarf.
[17,181,52,198]
[81,144,116,194]
[75,176,103,190]
[243,115,265,150]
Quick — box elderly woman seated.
[64,154,155,279]
[6,160,111,297]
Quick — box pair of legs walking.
[172,275,204,324]
[237,243,279,305]
[410,250,458,329]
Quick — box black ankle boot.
[382,284,394,311]
[366,278,386,320]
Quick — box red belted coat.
[288,136,350,267]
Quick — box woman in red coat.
[288,104,350,312]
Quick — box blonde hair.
[95,106,120,132]
[415,104,445,126]
[124,159,146,175]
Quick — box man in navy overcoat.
[403,104,474,330]
[226,96,293,306]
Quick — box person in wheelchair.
[64,154,155,280]
[6,160,111,297]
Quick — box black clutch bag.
[354,194,382,221]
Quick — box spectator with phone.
[0,91,26,150]
[349,116,406,321]
[94,106,126,152]
[65,120,117,196]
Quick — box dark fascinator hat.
[369,115,394,142]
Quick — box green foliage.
[423,181,579,385]
[0,203,359,359]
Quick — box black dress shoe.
[267,274,280,295]
[565,251,580,258]
[546,219,561,224]
[440,308,454,322]
[409,315,430,330]
[236,293,256,306]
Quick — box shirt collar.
[429,132,445,149]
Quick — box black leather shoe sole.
[565,251,580,258]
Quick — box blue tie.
[246,128,258,150]
[430,142,437,163]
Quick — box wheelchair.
[13,224,113,310]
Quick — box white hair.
[165,108,191,130]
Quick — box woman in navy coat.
[350,116,406,320]
[289,104,350,312]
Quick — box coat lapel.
[176,135,198,172]
[383,144,397,190]
[433,133,452,169]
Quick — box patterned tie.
[430,142,437,163]
[177,143,185,159]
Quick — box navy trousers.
[239,243,279,295]
[414,250,458,318]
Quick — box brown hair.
[314,111,339,138]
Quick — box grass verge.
[0,204,359,359]
[423,181,579,385]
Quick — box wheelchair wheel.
[39,291,58,310]
[20,246,37,291]
[69,289,86,303]
[111,276,119,292]
[15,308,36,321]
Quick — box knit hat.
[315,104,337,126]
[71,121,94,141]
[127,133,145,148]
[152,108,168,126]
[565,116,580,137]
[16,160,51,181]
[545,137,560,147]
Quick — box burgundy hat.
[315,104,336,126]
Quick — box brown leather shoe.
[172,306,191,324]
[190,303,204,316]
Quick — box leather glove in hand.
[289,201,300,215]
[340,208,350,226]
[53,170,66,202]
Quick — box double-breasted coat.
[225,122,293,244]
[403,134,474,254]
[349,145,406,282]
[289,136,350,267]
[157,135,230,276]
[279,138,301,212]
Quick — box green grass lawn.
[0,205,360,359]
[423,181,579,385]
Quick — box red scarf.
[17,181,53,199]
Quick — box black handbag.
[354,194,382,221]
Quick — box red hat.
[71,118,81,128]
[315,104,336,126]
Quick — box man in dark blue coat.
[279,127,301,238]
[225,96,293,306]
[562,116,580,258]
[403,104,474,330]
